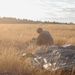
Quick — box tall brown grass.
[0,24,75,75]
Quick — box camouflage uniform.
[36,28,54,46]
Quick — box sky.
[0,0,75,23]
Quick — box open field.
[0,24,75,75]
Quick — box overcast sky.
[0,0,75,23]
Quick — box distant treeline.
[0,17,74,24]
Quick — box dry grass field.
[0,24,75,75]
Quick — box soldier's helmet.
[37,28,43,33]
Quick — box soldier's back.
[36,30,54,46]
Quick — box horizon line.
[0,16,74,24]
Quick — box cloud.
[39,0,75,23]
[0,0,75,23]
